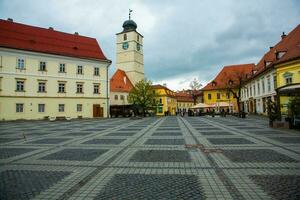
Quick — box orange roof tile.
[255,24,300,74]
[203,64,255,90]
[152,84,176,97]
[110,69,134,92]
[0,19,109,61]
[175,92,194,102]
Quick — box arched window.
[123,34,127,41]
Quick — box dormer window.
[211,81,216,87]
[228,80,233,86]
[264,60,272,67]
[276,51,286,60]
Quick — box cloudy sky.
[1,0,299,90]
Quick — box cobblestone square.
[1,116,300,199]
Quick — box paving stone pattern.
[95,174,204,200]
[0,170,70,200]
[1,116,300,199]
[41,149,108,161]
[250,175,300,200]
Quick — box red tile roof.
[254,24,300,74]
[175,92,194,102]
[203,64,255,90]
[110,69,134,92]
[0,19,109,61]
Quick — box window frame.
[38,82,46,93]
[93,84,100,94]
[38,104,45,113]
[16,103,24,112]
[94,67,100,76]
[76,83,84,93]
[59,63,66,73]
[77,104,82,112]
[39,61,47,71]
[58,104,65,112]
[16,80,25,92]
[17,58,25,70]
[58,82,66,93]
[77,65,83,74]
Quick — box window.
[257,82,260,95]
[76,83,83,93]
[286,77,293,85]
[253,84,256,96]
[58,83,65,93]
[58,104,65,112]
[267,77,271,92]
[114,95,118,100]
[250,86,252,96]
[17,58,25,69]
[208,93,211,100]
[217,93,220,99]
[159,98,162,104]
[226,92,230,99]
[120,95,124,100]
[137,35,140,42]
[39,61,46,71]
[93,84,100,94]
[123,34,127,40]
[77,104,82,112]
[59,63,65,73]
[77,65,83,74]
[16,80,24,91]
[16,103,24,112]
[273,75,277,89]
[38,104,45,112]
[38,82,46,92]
[262,79,265,94]
[94,67,99,76]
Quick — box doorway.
[93,104,103,117]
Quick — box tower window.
[137,35,139,42]
[124,34,127,41]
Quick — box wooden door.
[93,104,104,118]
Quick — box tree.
[128,79,157,116]
[267,98,281,127]
[225,72,248,114]
[189,78,202,105]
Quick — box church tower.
[116,11,144,85]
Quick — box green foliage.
[288,97,300,117]
[128,79,157,114]
[267,99,280,122]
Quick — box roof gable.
[110,69,134,92]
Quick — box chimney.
[163,83,167,87]
[281,32,286,40]
[269,46,273,50]
[74,32,79,35]
[48,27,54,30]
[7,18,13,22]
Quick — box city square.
[1,116,300,199]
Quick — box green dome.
[122,20,137,31]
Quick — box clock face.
[122,42,129,50]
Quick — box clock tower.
[116,12,144,85]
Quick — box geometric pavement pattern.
[0,116,300,199]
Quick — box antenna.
[129,9,133,20]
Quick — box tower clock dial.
[122,42,129,50]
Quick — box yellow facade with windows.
[152,85,177,116]
[203,90,238,112]
[0,48,110,120]
[276,59,300,115]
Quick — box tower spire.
[129,9,133,20]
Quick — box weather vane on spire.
[129,9,133,20]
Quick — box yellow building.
[175,91,195,113]
[0,19,111,120]
[276,56,300,115]
[152,84,177,116]
[202,64,255,113]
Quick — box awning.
[190,103,212,109]
[212,102,233,107]
[277,83,300,95]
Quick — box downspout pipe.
[106,60,112,118]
